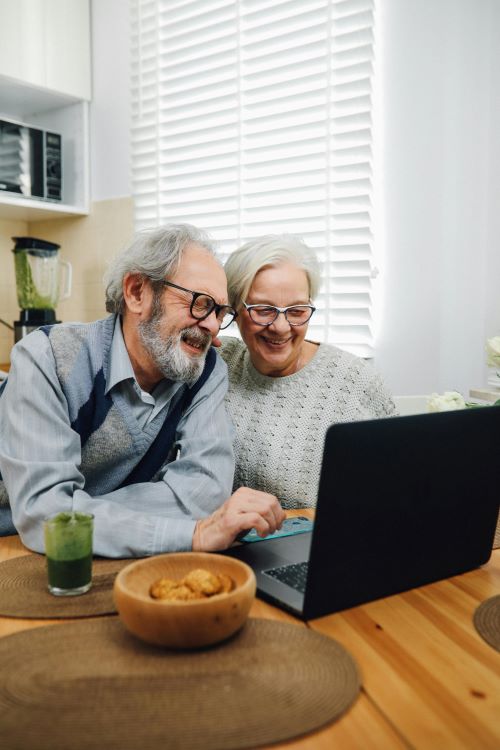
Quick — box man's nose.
[198,309,221,338]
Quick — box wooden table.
[1,532,499,749]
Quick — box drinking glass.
[44,512,94,596]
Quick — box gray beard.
[138,299,210,385]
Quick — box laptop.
[224,407,500,620]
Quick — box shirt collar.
[106,316,185,404]
[106,315,137,394]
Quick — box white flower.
[486,336,500,368]
[428,391,466,412]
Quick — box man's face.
[138,243,228,384]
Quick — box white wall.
[90,0,131,201]
[375,0,500,396]
[89,0,500,397]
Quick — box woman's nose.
[268,311,291,333]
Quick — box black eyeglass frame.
[162,280,237,329]
[242,302,316,327]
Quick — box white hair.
[104,224,217,314]
[224,234,321,310]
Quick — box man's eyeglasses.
[162,280,237,329]
[243,302,316,327]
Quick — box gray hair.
[104,224,217,314]
[224,234,321,310]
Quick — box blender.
[12,237,72,342]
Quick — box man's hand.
[192,487,285,552]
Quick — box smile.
[260,335,293,347]
[181,331,209,354]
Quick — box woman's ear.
[122,272,149,314]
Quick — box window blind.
[131,0,377,356]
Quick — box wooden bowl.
[113,552,256,649]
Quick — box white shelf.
[0,75,83,119]
[0,97,90,221]
[0,193,88,221]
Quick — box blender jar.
[12,236,72,341]
[13,237,72,309]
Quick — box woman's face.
[237,262,311,377]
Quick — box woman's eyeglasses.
[243,302,316,327]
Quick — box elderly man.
[0,224,284,556]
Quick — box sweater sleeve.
[360,360,397,417]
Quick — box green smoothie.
[46,555,92,590]
[14,251,56,309]
[44,512,94,596]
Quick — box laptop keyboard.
[263,561,309,594]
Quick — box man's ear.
[122,272,149,314]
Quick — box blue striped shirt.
[0,318,235,557]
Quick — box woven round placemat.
[473,595,500,652]
[0,555,131,618]
[0,617,360,750]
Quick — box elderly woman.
[220,234,395,508]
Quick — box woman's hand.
[192,487,285,552]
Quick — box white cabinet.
[0,0,91,221]
[0,0,91,100]
[0,1,46,90]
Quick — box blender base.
[14,309,60,342]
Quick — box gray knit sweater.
[220,337,396,508]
